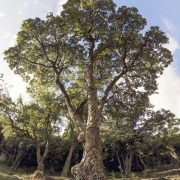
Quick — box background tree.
[4,0,172,179]
[102,86,179,176]
[0,90,62,172]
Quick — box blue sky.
[0,0,180,117]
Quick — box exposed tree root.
[30,171,50,180]
[71,148,106,180]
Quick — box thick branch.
[76,97,88,116]
[99,41,145,113]
[56,79,85,132]
[4,110,33,140]
[56,81,74,112]
[36,143,41,162]
[41,140,49,162]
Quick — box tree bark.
[168,147,180,167]
[124,152,133,175]
[61,142,76,177]
[115,151,123,176]
[71,61,106,179]
[139,154,147,170]
[36,143,44,171]
[36,141,49,172]
[0,152,6,162]
[11,149,26,170]
[71,127,106,180]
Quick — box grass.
[107,167,180,180]
[0,163,73,180]
[141,168,180,180]
[0,163,179,180]
[0,163,31,180]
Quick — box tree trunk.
[71,127,106,180]
[0,152,6,162]
[124,152,133,175]
[11,149,26,170]
[169,147,180,167]
[36,141,49,172]
[128,152,132,173]
[115,151,123,177]
[61,142,76,177]
[71,67,106,179]
[36,143,44,171]
[139,154,147,170]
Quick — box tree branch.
[76,97,88,116]
[98,69,128,113]
[41,140,49,162]
[3,109,34,140]
[98,46,128,113]
[98,40,146,113]
[55,78,85,132]
[24,58,53,69]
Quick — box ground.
[0,163,179,180]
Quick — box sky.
[0,0,180,117]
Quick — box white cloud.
[162,18,176,34]
[8,75,31,103]
[23,0,30,8]
[162,17,180,54]
[57,0,68,15]
[150,33,180,117]
[164,34,180,54]
[17,10,23,16]
[33,0,39,5]
[0,11,5,18]
[9,35,17,46]
[1,32,12,39]
[150,65,180,117]
[0,61,30,103]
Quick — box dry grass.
[0,163,31,180]
[0,163,73,180]
[139,168,180,180]
[0,163,179,180]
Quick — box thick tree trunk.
[61,142,76,177]
[71,66,106,179]
[71,127,106,180]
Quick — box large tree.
[4,0,172,179]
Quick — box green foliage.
[4,1,172,113]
